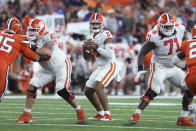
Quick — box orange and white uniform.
[86,30,120,88]
[0,30,37,101]
[180,39,196,95]
[146,22,189,94]
[29,31,72,91]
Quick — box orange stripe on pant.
[0,60,9,101]
[67,58,72,89]
[101,63,113,84]
[104,63,116,86]
[147,63,155,88]
[64,58,71,89]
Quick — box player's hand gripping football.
[83,39,97,53]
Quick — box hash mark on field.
[0,123,195,130]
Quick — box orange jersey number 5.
[0,35,14,53]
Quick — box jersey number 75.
[0,35,14,53]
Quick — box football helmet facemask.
[89,13,104,33]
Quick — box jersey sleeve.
[101,30,113,44]
[17,36,37,61]
[145,30,158,46]
[175,23,186,39]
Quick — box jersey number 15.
[0,35,14,53]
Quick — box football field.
[0,95,196,131]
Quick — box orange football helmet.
[158,13,175,36]
[27,19,45,41]
[6,18,22,35]
[89,13,104,33]
[192,24,196,39]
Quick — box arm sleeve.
[97,43,114,59]
[20,44,37,61]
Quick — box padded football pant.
[148,62,188,94]
[0,59,9,101]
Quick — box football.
[82,39,95,53]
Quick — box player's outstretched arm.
[135,41,156,81]
[137,41,156,71]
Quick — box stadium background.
[0,0,196,96]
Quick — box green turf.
[0,96,196,131]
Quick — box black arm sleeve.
[30,44,38,52]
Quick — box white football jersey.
[89,30,116,66]
[37,31,67,72]
[146,23,185,67]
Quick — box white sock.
[104,111,111,115]
[75,105,81,110]
[98,111,104,116]
[135,109,142,115]
[180,110,188,117]
[24,108,31,113]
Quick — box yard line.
[0,111,183,118]
[4,95,188,99]
[110,102,181,106]
[4,116,177,122]
[0,106,181,113]
[0,123,195,131]
[0,102,182,106]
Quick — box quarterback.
[83,13,120,121]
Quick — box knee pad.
[183,90,194,105]
[27,86,38,99]
[57,88,74,102]
[142,88,158,103]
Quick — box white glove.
[135,71,147,82]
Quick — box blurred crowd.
[0,0,196,96]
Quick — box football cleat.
[88,113,104,120]
[14,111,32,123]
[129,113,140,125]
[76,108,86,124]
[177,117,196,126]
[100,113,112,121]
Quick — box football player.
[83,13,120,121]
[173,24,196,96]
[129,13,196,126]
[173,24,196,124]
[15,19,86,124]
[0,18,50,102]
